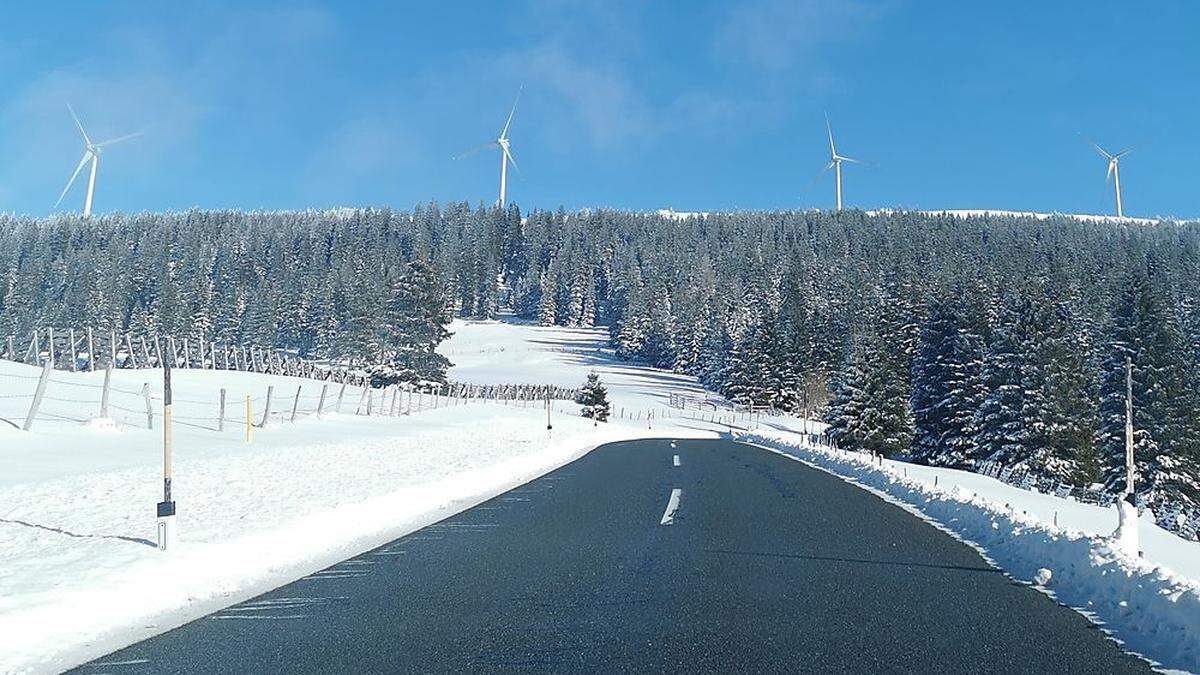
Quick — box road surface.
[76,439,1151,674]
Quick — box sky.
[0,1,1197,218]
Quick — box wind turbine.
[1088,140,1131,218]
[820,114,862,211]
[54,104,141,216]
[454,88,522,206]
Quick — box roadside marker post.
[546,392,553,432]
[157,365,177,552]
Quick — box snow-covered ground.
[2,317,1198,673]
[0,318,731,674]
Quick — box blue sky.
[0,1,1196,218]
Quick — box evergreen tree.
[576,371,611,422]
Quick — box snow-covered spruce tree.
[537,267,557,326]
[1022,291,1100,483]
[1096,269,1200,505]
[825,327,911,457]
[369,259,452,387]
[824,340,866,449]
[577,371,611,422]
[972,297,1028,466]
[910,294,984,467]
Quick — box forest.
[0,205,1197,507]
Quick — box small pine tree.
[577,371,611,422]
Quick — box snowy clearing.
[741,428,1200,674]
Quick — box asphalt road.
[75,438,1152,674]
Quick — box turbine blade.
[1106,161,1114,182]
[1113,147,1133,159]
[1087,139,1112,160]
[67,103,91,146]
[824,112,837,158]
[95,131,143,148]
[839,155,864,165]
[55,151,92,208]
[799,162,835,197]
[503,145,521,178]
[500,86,523,139]
[453,141,498,160]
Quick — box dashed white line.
[673,454,681,467]
[660,488,682,526]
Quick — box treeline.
[1,206,1198,505]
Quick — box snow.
[740,429,1200,673]
[0,319,728,674]
[2,317,1197,672]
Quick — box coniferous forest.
[1,205,1198,506]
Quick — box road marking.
[660,488,682,526]
[673,454,681,467]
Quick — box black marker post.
[157,363,177,551]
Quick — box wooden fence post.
[22,361,53,431]
[291,385,302,422]
[47,327,56,368]
[218,388,227,432]
[336,382,347,413]
[261,385,273,427]
[142,382,154,429]
[68,328,77,371]
[356,386,369,415]
[100,364,113,418]
[245,396,253,442]
[124,334,137,369]
[317,384,328,419]
[86,328,95,371]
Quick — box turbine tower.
[455,88,522,206]
[55,105,141,216]
[821,114,862,211]
[1089,141,1131,218]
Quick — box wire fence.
[0,360,584,436]
[3,326,369,386]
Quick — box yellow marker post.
[245,395,253,443]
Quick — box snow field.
[741,428,1200,674]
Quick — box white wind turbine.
[54,104,142,216]
[455,89,522,206]
[1088,140,1131,218]
[820,114,863,211]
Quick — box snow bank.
[740,429,1200,673]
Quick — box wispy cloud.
[715,0,888,74]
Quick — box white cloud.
[715,0,887,73]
